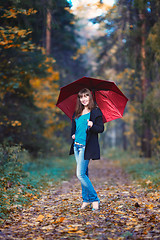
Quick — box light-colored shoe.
[79,202,91,210]
[92,201,100,211]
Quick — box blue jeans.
[74,143,99,203]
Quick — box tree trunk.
[139,11,151,157]
[139,12,147,100]
[122,121,127,151]
[46,1,52,55]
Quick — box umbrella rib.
[98,91,123,117]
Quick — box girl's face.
[80,94,90,107]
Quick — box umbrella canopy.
[56,76,128,123]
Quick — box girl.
[69,88,104,210]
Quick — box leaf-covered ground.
[0,158,160,240]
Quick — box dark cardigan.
[69,107,104,160]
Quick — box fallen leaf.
[55,217,65,223]
[36,214,44,222]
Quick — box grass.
[103,148,160,190]
[23,155,76,184]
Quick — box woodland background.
[0,0,160,221]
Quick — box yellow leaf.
[68,226,78,232]
[86,222,92,225]
[36,214,44,222]
[55,217,65,223]
[146,204,153,209]
[76,230,85,235]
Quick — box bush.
[0,144,76,222]
[0,145,40,220]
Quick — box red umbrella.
[56,76,128,123]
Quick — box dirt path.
[1,159,160,240]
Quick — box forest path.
[1,158,160,240]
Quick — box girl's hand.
[87,120,93,128]
[72,134,75,140]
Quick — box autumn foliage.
[0,3,63,155]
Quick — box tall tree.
[88,0,160,157]
[46,0,52,55]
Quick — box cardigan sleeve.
[70,114,76,137]
[90,115,104,133]
[89,108,104,134]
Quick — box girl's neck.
[82,107,90,115]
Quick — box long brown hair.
[75,88,95,119]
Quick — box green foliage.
[0,89,49,156]
[46,134,71,157]
[0,1,52,155]
[0,145,39,219]
[148,20,160,62]
[104,148,160,189]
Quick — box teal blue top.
[75,112,90,145]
